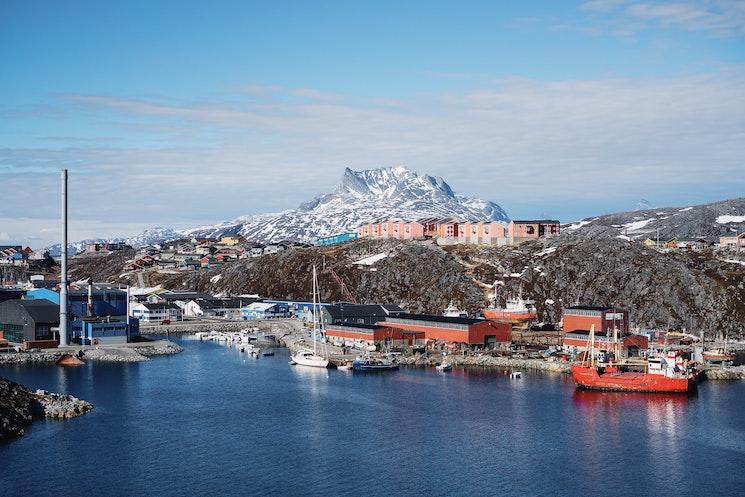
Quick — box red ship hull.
[571,365,694,393]
[483,310,537,321]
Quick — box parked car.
[160,319,171,325]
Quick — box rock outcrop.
[0,377,92,441]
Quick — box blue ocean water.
[1,337,744,497]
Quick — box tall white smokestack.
[59,169,69,347]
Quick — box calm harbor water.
[2,337,745,497]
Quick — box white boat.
[436,362,453,372]
[290,264,330,369]
[443,302,468,318]
[292,350,330,368]
[510,371,522,379]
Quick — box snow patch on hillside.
[717,215,745,224]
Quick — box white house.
[131,303,183,322]
[183,298,253,319]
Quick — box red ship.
[483,297,537,322]
[571,326,697,394]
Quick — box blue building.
[70,317,139,345]
[262,299,332,320]
[26,283,138,344]
[26,283,128,319]
[241,302,289,320]
[313,233,358,247]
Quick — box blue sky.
[1,0,744,247]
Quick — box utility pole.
[59,169,69,347]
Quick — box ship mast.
[312,264,317,356]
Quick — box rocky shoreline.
[0,340,183,364]
[1,376,93,441]
[398,353,573,374]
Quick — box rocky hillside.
[0,377,93,441]
[567,197,745,242]
[73,236,745,339]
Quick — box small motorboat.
[337,362,354,371]
[435,362,453,372]
[510,371,522,379]
[352,357,399,372]
[262,351,275,357]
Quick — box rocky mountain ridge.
[567,197,745,242]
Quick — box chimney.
[59,169,69,347]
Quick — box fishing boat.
[483,288,537,322]
[570,325,697,394]
[352,358,399,372]
[703,348,735,365]
[352,352,399,372]
[290,265,330,368]
[435,362,453,372]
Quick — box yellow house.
[642,238,656,247]
[664,238,678,249]
[219,236,241,246]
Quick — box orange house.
[508,220,560,244]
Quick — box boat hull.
[483,310,537,321]
[571,365,694,393]
[352,362,399,372]
[291,354,330,368]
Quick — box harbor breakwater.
[1,376,93,441]
[0,340,183,365]
[140,318,301,336]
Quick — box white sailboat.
[291,264,330,368]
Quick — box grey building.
[322,303,405,326]
[0,298,60,345]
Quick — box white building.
[131,303,183,322]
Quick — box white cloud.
[579,0,745,36]
[2,71,744,245]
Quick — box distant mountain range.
[566,197,745,242]
[48,166,509,254]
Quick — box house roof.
[511,220,561,224]
[324,304,404,320]
[564,305,625,312]
[140,303,181,311]
[385,313,484,325]
[244,302,278,311]
[18,299,60,323]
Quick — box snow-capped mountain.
[46,227,183,256]
[184,166,509,242]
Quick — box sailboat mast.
[312,264,317,355]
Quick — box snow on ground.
[723,259,745,267]
[622,218,654,232]
[210,274,222,284]
[566,220,592,231]
[617,235,631,241]
[353,252,388,266]
[129,286,164,295]
[545,299,555,305]
[716,215,745,224]
[535,246,558,257]
[679,207,693,212]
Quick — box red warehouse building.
[563,305,629,335]
[324,323,407,348]
[378,314,511,348]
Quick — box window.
[526,226,535,234]
[0,323,24,342]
